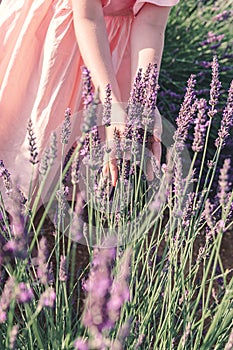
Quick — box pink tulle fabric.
[0,0,179,202]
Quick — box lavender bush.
[160,0,233,171]
[0,60,233,349]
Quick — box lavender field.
[0,1,233,349]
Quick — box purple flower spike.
[61,108,72,144]
[82,66,93,109]
[192,98,208,152]
[36,237,49,285]
[82,245,116,332]
[38,287,56,309]
[217,158,231,207]
[208,55,221,117]
[39,132,57,175]
[15,283,34,303]
[59,255,68,282]
[103,84,112,127]
[70,192,85,242]
[107,248,131,324]
[215,80,233,147]
[174,74,197,148]
[0,277,16,323]
[0,160,12,195]
[27,119,39,165]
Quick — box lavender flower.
[35,237,49,285]
[215,80,233,147]
[212,10,232,22]
[200,32,225,46]
[192,98,208,152]
[217,158,231,207]
[15,282,34,303]
[0,277,16,323]
[174,75,197,148]
[59,255,68,282]
[102,83,112,127]
[48,132,57,165]
[0,160,12,194]
[208,55,221,116]
[141,63,159,131]
[38,287,56,309]
[71,153,80,185]
[27,119,39,165]
[3,186,27,259]
[88,125,104,171]
[81,91,99,133]
[202,198,215,231]
[82,245,116,332]
[82,66,93,109]
[61,108,71,144]
[181,192,195,228]
[113,128,122,168]
[9,324,19,350]
[70,192,85,242]
[55,185,68,222]
[107,248,131,324]
[39,132,57,175]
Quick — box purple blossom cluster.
[35,237,49,285]
[200,31,225,47]
[39,132,57,175]
[215,80,233,147]
[217,158,231,207]
[0,277,34,323]
[80,244,131,348]
[38,287,56,309]
[212,10,232,22]
[192,98,208,152]
[27,118,39,165]
[61,108,71,145]
[174,74,197,148]
[208,55,221,114]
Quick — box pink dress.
[0,0,179,203]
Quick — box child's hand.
[102,103,127,187]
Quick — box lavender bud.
[0,160,12,195]
[36,237,49,285]
[61,108,71,144]
[27,119,39,165]
[192,99,208,152]
[102,84,112,127]
[59,255,68,282]
[215,80,233,147]
[208,55,221,115]
[15,283,34,303]
[174,75,197,147]
[82,66,93,109]
[217,158,231,206]
[0,277,16,323]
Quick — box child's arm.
[71,0,126,186]
[130,4,171,179]
[71,0,122,108]
[130,3,171,84]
